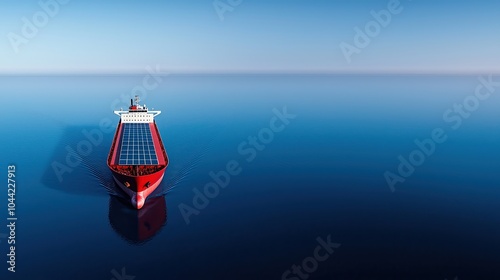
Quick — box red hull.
[107,121,169,209]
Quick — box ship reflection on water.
[108,194,167,244]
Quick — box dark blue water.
[1,75,500,279]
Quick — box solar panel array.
[118,123,159,165]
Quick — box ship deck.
[109,122,167,166]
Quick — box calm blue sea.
[1,75,500,280]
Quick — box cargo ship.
[107,96,168,209]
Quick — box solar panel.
[118,123,159,165]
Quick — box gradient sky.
[1,0,499,74]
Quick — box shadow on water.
[41,124,218,197]
[41,125,119,196]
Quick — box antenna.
[134,95,140,105]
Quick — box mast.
[114,95,161,118]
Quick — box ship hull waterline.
[110,167,166,209]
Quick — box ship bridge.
[113,96,161,123]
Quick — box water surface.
[1,75,500,279]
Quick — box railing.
[107,122,121,166]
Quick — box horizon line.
[0,70,499,76]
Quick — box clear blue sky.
[1,0,499,74]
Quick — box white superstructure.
[114,96,161,123]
